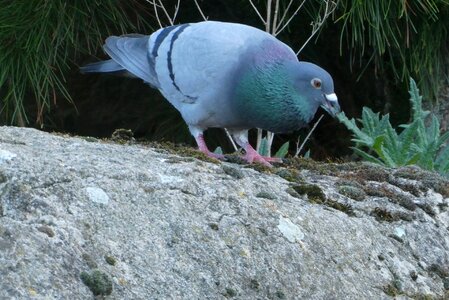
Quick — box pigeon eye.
[311,78,322,89]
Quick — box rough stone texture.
[0,126,449,299]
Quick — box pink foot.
[195,134,225,160]
[200,149,225,160]
[242,145,281,167]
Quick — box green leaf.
[213,147,223,155]
[274,141,290,158]
[258,137,269,157]
[436,143,449,174]
[303,150,311,158]
[337,111,373,146]
[351,147,385,166]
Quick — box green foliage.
[338,78,449,176]
[337,0,449,100]
[274,141,289,158]
[257,138,289,158]
[213,146,223,155]
[258,137,270,157]
[0,0,147,125]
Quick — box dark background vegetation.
[1,0,448,160]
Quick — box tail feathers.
[81,35,159,88]
[104,35,159,87]
[80,59,125,73]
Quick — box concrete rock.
[0,126,448,299]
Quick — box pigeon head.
[288,61,340,117]
[233,58,339,133]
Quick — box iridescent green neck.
[233,62,316,133]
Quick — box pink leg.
[195,134,225,159]
[243,143,281,167]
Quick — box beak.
[321,93,340,117]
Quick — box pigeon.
[81,21,340,166]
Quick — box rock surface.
[0,126,448,299]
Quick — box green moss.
[143,141,220,164]
[388,233,404,243]
[372,208,397,222]
[81,136,99,143]
[443,277,449,290]
[209,223,219,231]
[164,157,195,164]
[325,199,355,216]
[82,253,97,269]
[223,153,245,165]
[80,269,113,296]
[292,184,326,203]
[37,225,55,238]
[223,287,237,298]
[383,276,403,297]
[371,207,414,222]
[0,171,7,183]
[275,168,303,182]
[286,187,301,198]
[222,165,244,179]
[410,271,418,281]
[249,279,260,290]
[412,294,437,300]
[289,184,355,216]
[364,185,417,211]
[111,128,134,143]
[283,157,337,175]
[275,290,286,299]
[244,163,273,173]
[388,178,423,196]
[417,203,436,216]
[428,263,449,278]
[396,211,415,221]
[355,165,391,182]
[256,191,276,200]
[395,166,449,198]
[338,185,366,201]
[383,283,400,296]
[104,255,116,266]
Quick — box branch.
[248,0,266,25]
[146,0,181,26]
[296,0,337,55]
[193,0,208,21]
[273,0,294,34]
[148,0,163,28]
[266,0,272,32]
[294,114,324,157]
[157,0,174,25]
[272,0,280,35]
[224,129,238,152]
[172,0,180,24]
[274,0,306,36]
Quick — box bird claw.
[198,149,225,160]
[206,152,225,160]
[242,152,281,167]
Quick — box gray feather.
[80,59,125,73]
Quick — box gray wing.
[103,35,158,86]
[80,35,159,87]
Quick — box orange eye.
[311,78,322,89]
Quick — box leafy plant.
[337,0,449,101]
[338,78,449,176]
[257,138,290,158]
[0,0,148,126]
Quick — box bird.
[80,21,340,166]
